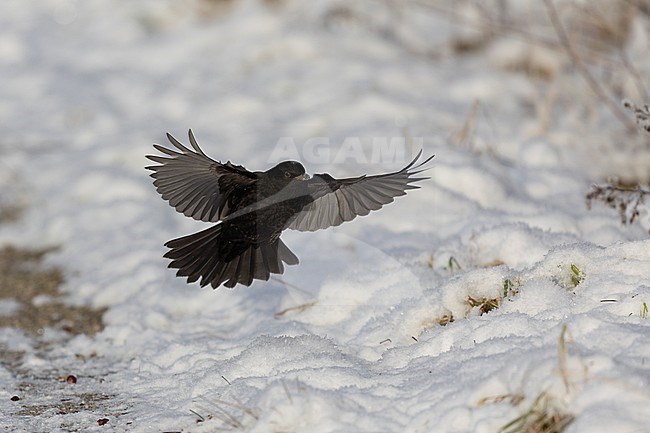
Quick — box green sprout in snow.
[447,256,462,271]
[570,264,584,288]
[503,278,521,298]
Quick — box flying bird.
[146,130,433,289]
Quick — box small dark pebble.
[66,375,77,384]
[97,418,109,426]
[10,396,20,401]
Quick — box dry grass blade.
[452,99,480,149]
[477,393,524,406]
[271,276,313,295]
[499,392,575,433]
[274,300,318,319]
[281,379,293,404]
[193,395,259,430]
[211,397,259,425]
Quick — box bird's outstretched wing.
[146,130,257,222]
[285,151,434,232]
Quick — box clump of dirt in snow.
[0,245,105,336]
[0,207,123,428]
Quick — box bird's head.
[267,161,310,182]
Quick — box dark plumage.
[146,130,433,288]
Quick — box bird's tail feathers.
[164,225,298,288]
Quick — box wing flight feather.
[286,152,434,231]
[146,130,256,222]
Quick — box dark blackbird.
[146,130,433,289]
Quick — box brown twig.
[274,300,317,319]
[586,182,649,229]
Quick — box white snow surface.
[1,1,649,432]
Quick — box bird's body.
[146,130,433,288]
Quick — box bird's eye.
[284,172,291,178]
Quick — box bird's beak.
[296,173,310,180]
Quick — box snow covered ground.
[1,1,649,432]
